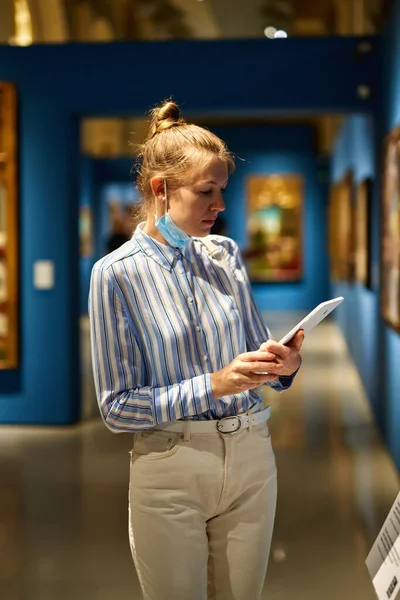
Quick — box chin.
[200,221,216,233]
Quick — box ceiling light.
[274,30,288,38]
[264,26,277,38]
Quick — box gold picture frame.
[330,172,354,283]
[355,178,372,288]
[244,174,303,282]
[328,182,341,282]
[382,128,400,333]
[0,83,18,368]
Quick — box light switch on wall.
[33,261,55,290]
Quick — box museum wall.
[0,37,379,425]
[331,0,400,470]
[79,124,330,320]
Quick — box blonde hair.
[133,100,235,223]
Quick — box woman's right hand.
[210,350,284,399]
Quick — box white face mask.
[154,181,191,250]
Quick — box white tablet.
[254,296,344,374]
[278,296,344,346]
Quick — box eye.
[200,189,213,195]
[221,188,227,193]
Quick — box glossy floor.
[0,314,399,600]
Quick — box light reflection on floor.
[0,314,398,599]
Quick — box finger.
[287,330,305,350]
[256,350,280,362]
[248,374,280,386]
[241,361,285,374]
[245,373,280,386]
[259,341,274,352]
[240,350,286,363]
[259,341,290,360]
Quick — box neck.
[142,217,170,246]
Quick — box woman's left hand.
[259,330,304,377]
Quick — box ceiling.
[0,0,393,45]
[61,0,393,42]
[1,0,391,157]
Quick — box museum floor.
[0,314,398,600]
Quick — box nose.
[211,192,226,213]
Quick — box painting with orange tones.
[0,83,18,369]
[382,129,400,332]
[245,175,303,282]
[79,206,93,257]
[328,172,355,284]
[355,178,372,289]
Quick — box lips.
[203,219,216,226]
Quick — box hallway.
[0,314,398,600]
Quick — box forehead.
[195,156,229,184]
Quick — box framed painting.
[328,172,355,284]
[79,206,93,257]
[328,182,341,282]
[382,128,400,332]
[337,171,355,283]
[355,178,373,288]
[0,83,18,369]
[245,175,303,282]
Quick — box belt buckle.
[216,416,242,434]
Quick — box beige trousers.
[128,418,277,600]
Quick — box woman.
[89,100,303,600]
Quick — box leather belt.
[155,406,271,435]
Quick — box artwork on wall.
[328,172,355,284]
[0,83,18,369]
[328,182,341,282]
[382,128,400,332]
[79,206,93,257]
[355,178,373,289]
[102,184,140,255]
[244,175,303,282]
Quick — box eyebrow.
[202,180,229,186]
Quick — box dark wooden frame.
[328,171,356,284]
[0,83,18,368]
[381,127,400,333]
[355,177,373,289]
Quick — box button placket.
[184,260,211,367]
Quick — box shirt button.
[188,297,194,303]
[202,355,208,362]
[196,326,201,332]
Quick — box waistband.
[154,405,271,435]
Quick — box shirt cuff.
[267,357,302,393]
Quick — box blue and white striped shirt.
[89,224,298,433]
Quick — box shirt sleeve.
[88,263,216,433]
[223,238,301,393]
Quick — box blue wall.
[331,0,400,470]
[83,126,330,316]
[331,116,381,418]
[0,37,380,425]
[212,124,330,311]
[79,157,96,316]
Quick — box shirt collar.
[133,223,193,270]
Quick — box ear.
[150,176,165,199]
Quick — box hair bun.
[147,100,185,140]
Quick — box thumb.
[287,330,304,351]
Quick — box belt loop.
[246,410,253,432]
[183,419,191,442]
